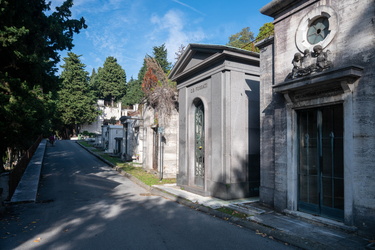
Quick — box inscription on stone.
[190,82,208,93]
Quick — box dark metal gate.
[298,104,344,220]
[194,101,205,187]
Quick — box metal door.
[194,101,205,187]
[298,105,344,220]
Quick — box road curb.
[76,142,153,193]
[10,140,47,204]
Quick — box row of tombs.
[83,0,374,238]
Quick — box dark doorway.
[298,104,344,220]
[194,100,205,187]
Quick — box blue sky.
[51,0,273,80]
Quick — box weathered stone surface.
[138,104,179,179]
[258,0,375,237]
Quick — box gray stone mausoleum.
[170,44,260,200]
[257,0,375,237]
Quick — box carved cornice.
[273,66,363,102]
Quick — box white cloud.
[150,9,206,63]
[86,30,115,52]
[55,1,209,78]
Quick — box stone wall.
[141,104,178,179]
[259,0,375,237]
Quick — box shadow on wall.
[213,79,261,200]
[210,153,260,200]
[210,79,260,200]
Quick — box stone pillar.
[177,87,188,186]
[256,37,276,208]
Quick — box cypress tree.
[58,52,99,136]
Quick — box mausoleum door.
[194,101,205,187]
[297,104,344,220]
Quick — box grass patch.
[78,141,92,148]
[99,153,122,165]
[78,141,101,153]
[217,207,249,219]
[118,163,176,186]
[78,141,176,186]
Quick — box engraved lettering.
[195,82,207,92]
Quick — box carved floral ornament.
[288,6,338,79]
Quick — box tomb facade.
[170,44,260,199]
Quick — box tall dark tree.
[97,56,126,106]
[89,68,97,86]
[130,44,172,108]
[138,44,171,81]
[0,0,86,171]
[122,77,144,107]
[57,52,99,137]
[89,68,100,97]
[138,59,148,81]
[153,44,171,74]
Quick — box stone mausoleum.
[169,44,260,199]
[257,0,375,237]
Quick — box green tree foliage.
[57,52,99,136]
[153,44,171,74]
[127,44,172,107]
[121,77,144,107]
[97,56,126,105]
[89,68,97,87]
[227,27,255,50]
[0,0,86,171]
[137,59,147,82]
[89,68,100,97]
[255,22,274,42]
[227,24,275,52]
[138,44,171,81]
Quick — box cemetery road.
[0,140,294,250]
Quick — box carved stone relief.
[287,45,333,79]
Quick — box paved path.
[1,140,293,250]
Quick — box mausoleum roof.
[260,0,307,18]
[169,43,259,83]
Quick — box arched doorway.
[194,99,205,187]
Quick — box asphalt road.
[1,140,294,250]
